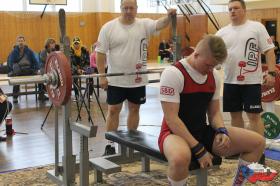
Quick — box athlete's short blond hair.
[196,35,227,64]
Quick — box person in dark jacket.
[70,37,90,100]
[7,35,39,103]
[38,38,58,101]
[158,39,172,62]
[271,35,280,64]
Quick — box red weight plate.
[45,52,72,106]
[261,65,280,102]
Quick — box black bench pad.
[105,130,222,171]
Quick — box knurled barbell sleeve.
[8,74,50,85]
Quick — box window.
[0,0,24,11]
[0,0,81,12]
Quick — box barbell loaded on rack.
[7,51,163,106]
[7,52,280,105]
[8,52,72,106]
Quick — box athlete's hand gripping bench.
[90,130,222,185]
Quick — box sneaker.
[13,98,18,104]
[102,144,116,156]
[38,94,49,101]
[245,163,278,183]
[258,154,265,165]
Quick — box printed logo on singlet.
[160,86,175,96]
[140,38,148,67]
[134,38,148,83]
[237,38,259,81]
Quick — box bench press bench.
[90,130,222,185]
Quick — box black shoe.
[13,98,18,104]
[0,136,7,142]
[38,94,49,101]
[102,144,116,156]
[225,154,240,160]
[258,154,265,165]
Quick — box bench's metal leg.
[127,147,134,159]
[141,156,150,172]
[94,170,103,183]
[196,169,207,186]
[119,144,127,158]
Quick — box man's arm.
[208,99,230,149]
[264,48,276,86]
[156,9,176,31]
[207,99,225,129]
[96,52,108,89]
[161,101,199,148]
[265,48,276,72]
[96,52,106,74]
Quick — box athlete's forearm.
[265,49,276,72]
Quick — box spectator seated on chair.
[38,38,59,102]
[70,37,90,100]
[7,35,40,104]
[158,39,172,62]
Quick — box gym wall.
[0,11,180,63]
[208,8,280,42]
[1,7,279,64]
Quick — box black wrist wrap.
[216,127,229,136]
[191,143,207,160]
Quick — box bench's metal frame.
[92,144,219,186]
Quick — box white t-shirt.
[216,20,274,84]
[159,58,221,103]
[96,17,158,87]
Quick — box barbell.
[7,52,163,106]
[5,52,280,106]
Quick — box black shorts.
[192,125,216,153]
[107,86,146,105]
[223,83,263,113]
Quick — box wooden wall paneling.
[0,12,172,63]
[2,8,280,63]
[189,14,208,47]
[68,13,85,48]
[208,8,280,43]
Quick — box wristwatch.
[268,71,277,77]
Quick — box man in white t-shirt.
[158,35,265,186]
[216,0,276,164]
[96,0,176,155]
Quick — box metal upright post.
[80,136,89,186]
[54,106,59,176]
[62,101,76,185]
